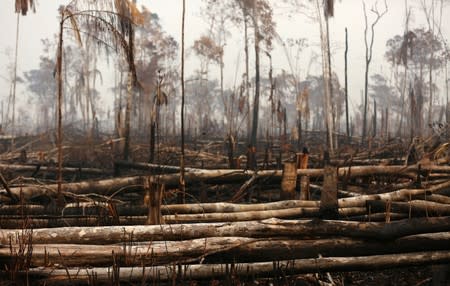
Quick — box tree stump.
[144,177,164,225]
[320,152,339,219]
[280,162,297,200]
[297,148,310,200]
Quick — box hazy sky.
[0,0,449,120]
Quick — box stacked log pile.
[1,218,450,284]
[1,150,450,284]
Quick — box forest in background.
[0,0,448,159]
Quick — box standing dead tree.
[10,0,36,148]
[361,0,388,145]
[314,0,335,153]
[345,27,350,141]
[179,0,187,203]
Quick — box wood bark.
[0,176,144,201]
[320,165,338,218]
[56,11,64,206]
[1,164,447,201]
[362,1,387,144]
[16,251,450,283]
[297,152,310,200]
[123,23,135,161]
[366,199,450,217]
[0,207,366,227]
[344,27,349,140]
[2,233,450,268]
[249,4,261,169]
[0,163,108,176]
[163,207,366,223]
[3,217,450,245]
[338,179,450,208]
[144,178,164,225]
[280,162,297,200]
[0,200,321,217]
[179,0,186,204]
[114,160,198,174]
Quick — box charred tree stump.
[144,178,164,225]
[320,151,339,219]
[297,148,310,200]
[280,162,297,200]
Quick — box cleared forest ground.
[0,130,449,285]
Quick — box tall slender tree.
[179,0,186,203]
[345,27,350,141]
[314,0,334,153]
[361,0,388,144]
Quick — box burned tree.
[361,0,388,144]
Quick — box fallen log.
[1,200,321,217]
[0,204,46,215]
[0,165,433,201]
[366,199,450,216]
[0,176,144,201]
[0,205,367,227]
[3,217,450,245]
[2,232,449,267]
[412,193,450,204]
[14,251,450,283]
[346,212,408,222]
[163,207,366,223]
[338,179,450,208]
[0,210,409,228]
[0,163,108,176]
[114,160,199,174]
[162,200,320,214]
[0,216,149,229]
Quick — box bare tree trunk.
[244,15,251,143]
[18,251,450,283]
[249,5,260,170]
[425,0,435,130]
[5,235,450,269]
[362,1,388,144]
[362,22,369,143]
[398,62,408,137]
[345,27,350,141]
[446,59,449,126]
[373,99,377,137]
[325,14,335,151]
[90,54,98,139]
[4,216,450,245]
[56,13,64,205]
[11,13,20,150]
[179,0,186,203]
[397,0,410,138]
[220,53,225,130]
[123,20,135,161]
[149,116,156,163]
[315,0,334,154]
[123,70,133,160]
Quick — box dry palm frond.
[324,0,334,17]
[114,0,144,27]
[65,9,83,47]
[15,0,36,15]
[59,1,143,90]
